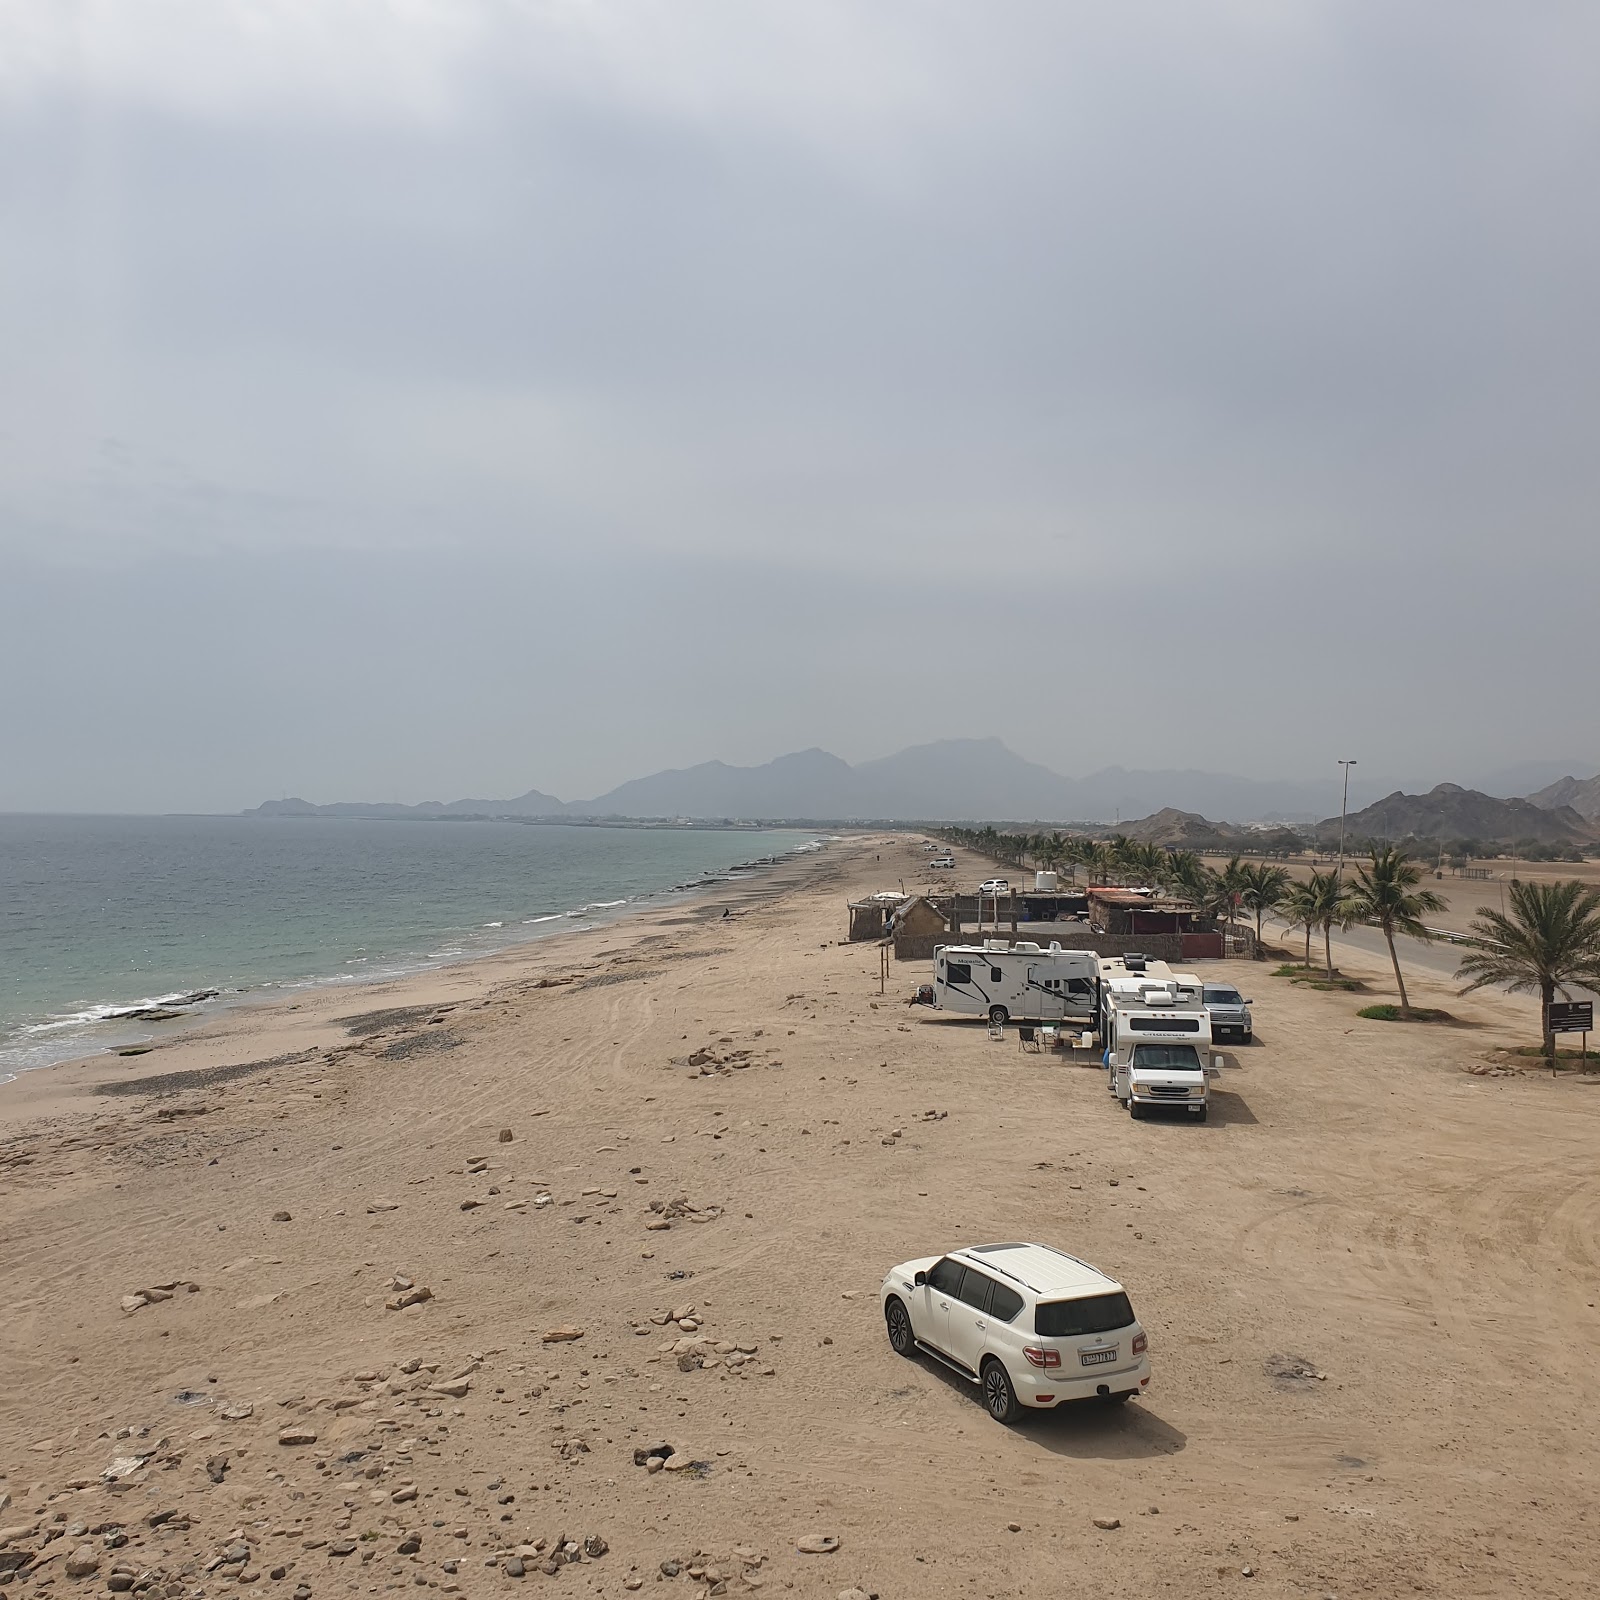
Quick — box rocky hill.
[1527,773,1600,821]
[1318,783,1595,846]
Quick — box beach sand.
[1,832,1595,1597]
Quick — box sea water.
[0,814,823,1080]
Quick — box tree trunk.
[1304,924,1312,966]
[1384,921,1410,1017]
[1542,977,1556,1075]
[1323,920,1334,979]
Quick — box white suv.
[879,1242,1150,1423]
[978,878,1010,895]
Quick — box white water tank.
[1034,870,1058,891]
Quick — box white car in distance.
[978,878,1010,895]
[880,1242,1150,1423]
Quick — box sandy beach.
[2,831,1596,1599]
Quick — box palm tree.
[1455,879,1600,1072]
[1240,863,1290,948]
[1342,845,1445,1017]
[1280,874,1324,968]
[1212,856,1251,936]
[1164,850,1210,905]
[1283,869,1350,977]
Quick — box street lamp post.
[1336,760,1358,884]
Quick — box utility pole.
[1336,760,1357,884]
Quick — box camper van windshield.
[1131,1044,1202,1070]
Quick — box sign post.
[1548,1001,1594,1074]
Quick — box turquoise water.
[0,815,823,1079]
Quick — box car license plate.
[1079,1347,1117,1366]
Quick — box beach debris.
[499,1127,514,1142]
[120,1278,200,1312]
[386,1279,434,1311]
[542,1325,585,1344]
[1264,1353,1327,1384]
[102,1454,150,1481]
[459,1199,483,1211]
[644,1196,723,1231]
[796,1534,840,1555]
[366,1200,401,1213]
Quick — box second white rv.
[1098,957,1214,1121]
[929,940,1100,1026]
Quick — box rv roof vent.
[1123,953,1148,973]
[1013,941,1041,953]
[1141,987,1175,1007]
[1048,941,1062,952]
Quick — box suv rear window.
[988,1282,1024,1323]
[1034,1292,1135,1338]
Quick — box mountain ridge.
[244,743,1598,828]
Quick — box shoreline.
[0,829,853,1129]
[0,825,837,1095]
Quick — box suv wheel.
[884,1298,915,1358]
[1128,1100,1144,1120]
[988,1005,1009,1027]
[981,1359,1020,1424]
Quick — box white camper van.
[1099,958,1214,1121]
[930,940,1099,1026]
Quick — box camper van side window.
[946,962,972,985]
[990,967,1003,983]
[1067,978,1092,997]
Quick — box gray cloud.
[3,2,1597,810]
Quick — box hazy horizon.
[5,3,1598,813]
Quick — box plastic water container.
[1034,870,1058,891]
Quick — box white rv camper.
[1098,957,1214,1121]
[929,940,1099,1026]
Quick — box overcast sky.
[3,1,1597,812]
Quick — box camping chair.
[1017,1024,1041,1053]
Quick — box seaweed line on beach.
[378,1030,466,1060]
[95,1048,321,1098]
[336,1004,458,1037]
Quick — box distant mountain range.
[248,739,1361,824]
[1528,773,1600,821]
[1315,783,1596,846]
[245,740,1600,830]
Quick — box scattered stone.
[584,1536,608,1558]
[390,1487,418,1504]
[278,1427,318,1447]
[795,1535,840,1555]
[271,1211,292,1223]
[459,1200,483,1212]
[328,1540,357,1557]
[504,1557,525,1578]
[541,1326,585,1344]
[217,1402,254,1421]
[366,1201,401,1214]
[386,1286,434,1312]
[1092,1516,1120,1531]
[64,1544,101,1577]
[429,1379,470,1399]
[498,1128,514,1142]
[1007,1522,1021,1532]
